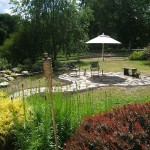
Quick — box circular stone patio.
[59,71,150,89]
[12,72,150,98]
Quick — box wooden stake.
[43,52,58,150]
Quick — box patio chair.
[67,62,80,76]
[90,61,100,76]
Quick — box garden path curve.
[12,72,150,98]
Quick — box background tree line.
[0,13,18,45]
[0,0,149,66]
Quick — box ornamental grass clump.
[64,102,150,150]
[0,91,31,149]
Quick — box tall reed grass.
[2,84,150,149]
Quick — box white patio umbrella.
[86,33,121,61]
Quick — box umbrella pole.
[102,43,104,61]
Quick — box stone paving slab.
[12,72,150,98]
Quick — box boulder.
[22,71,33,76]
[7,76,15,81]
[0,82,9,87]
[22,71,29,75]
[0,77,8,82]
[12,67,21,73]
[3,74,10,78]
[11,73,17,78]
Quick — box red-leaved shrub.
[64,102,150,150]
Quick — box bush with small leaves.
[64,102,150,150]
[0,91,31,149]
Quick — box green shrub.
[0,91,31,149]
[2,69,12,75]
[0,58,12,70]
[17,64,27,71]
[65,102,150,150]
[129,50,147,60]
[143,48,150,59]
[0,34,15,64]
[12,67,21,73]
[31,60,43,72]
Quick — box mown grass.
[80,57,150,75]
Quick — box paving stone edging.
[12,72,150,98]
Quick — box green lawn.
[79,57,150,75]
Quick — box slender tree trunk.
[129,41,131,54]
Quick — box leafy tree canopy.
[8,0,93,64]
[0,13,19,45]
[82,0,150,48]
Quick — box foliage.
[144,48,150,60]
[31,60,43,72]
[1,0,149,65]
[10,86,150,149]
[0,31,41,65]
[0,33,23,65]
[1,82,150,149]
[0,28,7,45]
[0,0,149,65]
[0,13,19,45]
[11,94,55,150]
[64,102,150,150]
[0,91,31,149]
[9,0,93,65]
[129,50,147,60]
[84,0,150,48]
[0,58,12,70]
[8,89,106,149]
